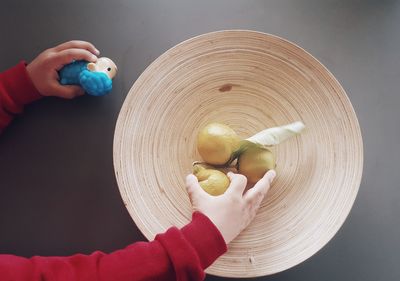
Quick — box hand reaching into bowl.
[186,170,276,244]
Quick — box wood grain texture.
[113,30,363,277]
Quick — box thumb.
[244,169,276,204]
[51,84,85,99]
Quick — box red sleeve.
[0,61,42,133]
[0,212,227,281]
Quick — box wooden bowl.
[113,30,363,277]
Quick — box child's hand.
[26,41,100,99]
[186,170,276,244]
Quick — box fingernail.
[269,170,276,181]
[95,48,100,55]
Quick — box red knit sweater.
[0,62,227,281]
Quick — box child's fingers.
[185,174,208,201]
[53,40,100,56]
[51,84,85,99]
[244,170,276,204]
[52,49,98,70]
[225,172,247,196]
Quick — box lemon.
[238,146,275,183]
[193,164,230,196]
[197,123,240,165]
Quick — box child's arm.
[0,171,275,281]
[0,212,225,281]
[0,41,99,133]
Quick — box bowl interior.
[113,30,363,277]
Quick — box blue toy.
[58,57,117,96]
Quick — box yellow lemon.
[193,164,230,196]
[197,123,240,165]
[238,146,275,183]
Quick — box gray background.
[0,0,399,280]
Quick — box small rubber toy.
[58,57,117,96]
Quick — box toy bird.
[58,57,117,96]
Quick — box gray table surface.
[1,0,399,280]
